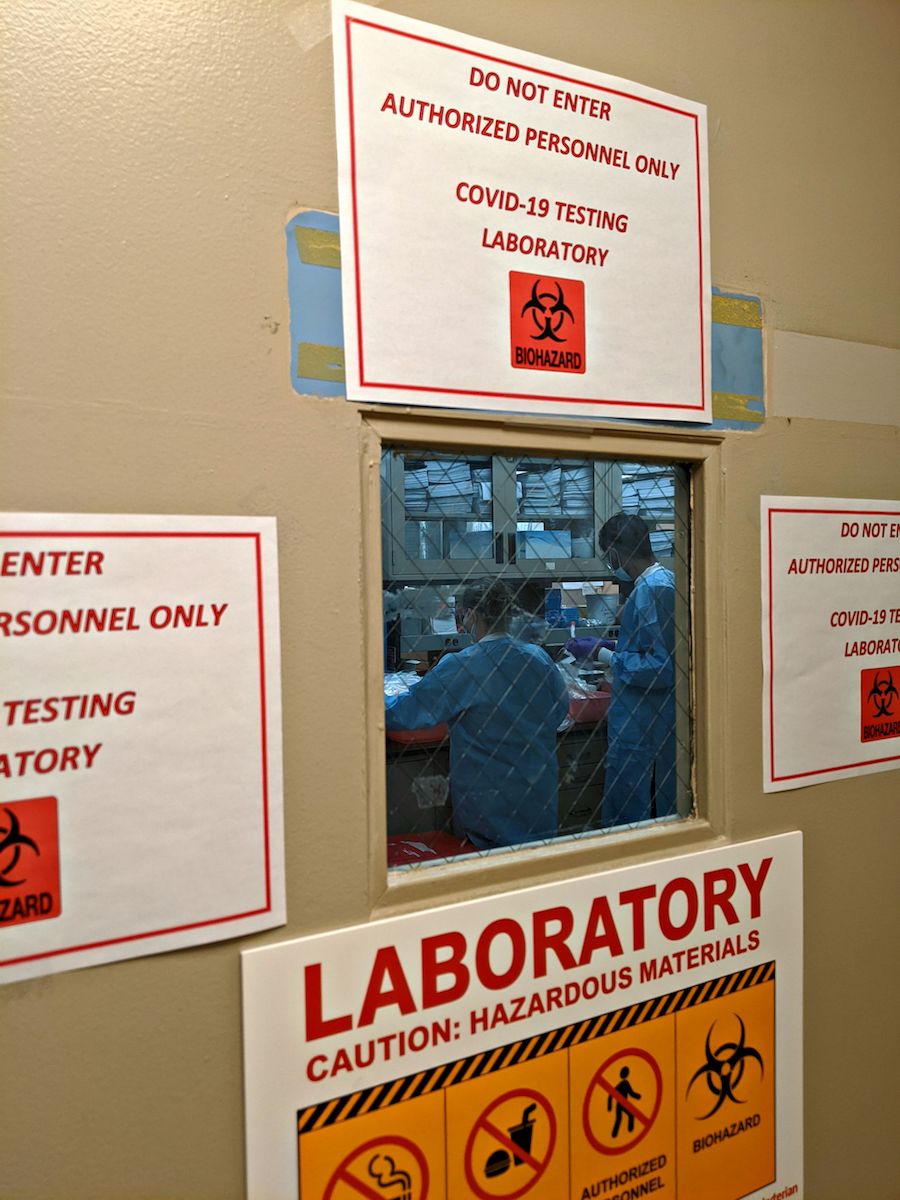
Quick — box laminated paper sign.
[0,514,284,983]
[243,833,803,1200]
[332,0,711,422]
[762,496,900,792]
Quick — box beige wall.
[2,2,898,1198]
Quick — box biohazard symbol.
[866,670,899,718]
[0,806,40,887]
[686,1014,764,1119]
[520,279,574,343]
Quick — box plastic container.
[386,724,450,746]
[568,690,611,725]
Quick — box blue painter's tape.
[712,323,764,398]
[287,210,345,398]
[286,214,765,429]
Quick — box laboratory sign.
[242,833,802,1199]
[0,513,284,983]
[761,495,900,791]
[332,0,711,422]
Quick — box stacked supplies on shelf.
[520,465,562,516]
[426,460,474,515]
[472,466,492,515]
[561,464,592,515]
[403,464,429,514]
[620,465,676,521]
[650,529,675,558]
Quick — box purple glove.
[566,637,600,660]
[565,637,617,661]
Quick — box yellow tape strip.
[297,342,346,382]
[294,225,342,268]
[712,294,762,328]
[712,391,763,423]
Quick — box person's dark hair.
[459,579,515,632]
[598,512,653,559]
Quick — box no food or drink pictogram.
[464,1087,556,1199]
[323,1135,429,1200]
[582,1048,662,1156]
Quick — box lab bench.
[386,717,608,840]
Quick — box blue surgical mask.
[607,551,630,583]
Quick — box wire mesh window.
[381,447,692,870]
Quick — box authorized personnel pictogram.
[0,806,40,887]
[860,666,900,742]
[509,272,585,374]
[686,1014,764,1119]
[582,1048,663,1156]
[323,1136,428,1200]
[464,1088,556,1199]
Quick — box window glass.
[381,448,692,869]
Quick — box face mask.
[606,551,630,583]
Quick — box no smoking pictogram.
[583,1048,662,1156]
[323,1135,428,1200]
[463,1087,556,1199]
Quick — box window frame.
[358,404,727,911]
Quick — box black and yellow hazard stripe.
[297,960,775,1133]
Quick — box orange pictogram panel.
[569,1013,675,1199]
[446,1053,568,1200]
[675,980,775,1200]
[298,1091,444,1200]
[860,665,900,742]
[0,796,61,929]
[509,272,586,374]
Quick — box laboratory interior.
[382,450,690,862]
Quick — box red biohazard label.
[0,796,61,928]
[509,272,585,373]
[860,666,900,742]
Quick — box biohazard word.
[583,1048,662,1156]
[693,1112,761,1153]
[323,1135,428,1200]
[0,797,61,927]
[860,666,900,742]
[509,272,585,373]
[686,1015,764,1119]
[465,1088,555,1199]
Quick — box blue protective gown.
[385,636,570,849]
[603,563,677,827]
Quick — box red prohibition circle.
[323,1135,429,1200]
[463,1087,556,1200]
[582,1047,662,1156]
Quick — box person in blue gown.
[385,580,570,849]
[567,514,677,827]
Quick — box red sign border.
[765,505,900,781]
[0,529,274,969]
[343,14,708,414]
